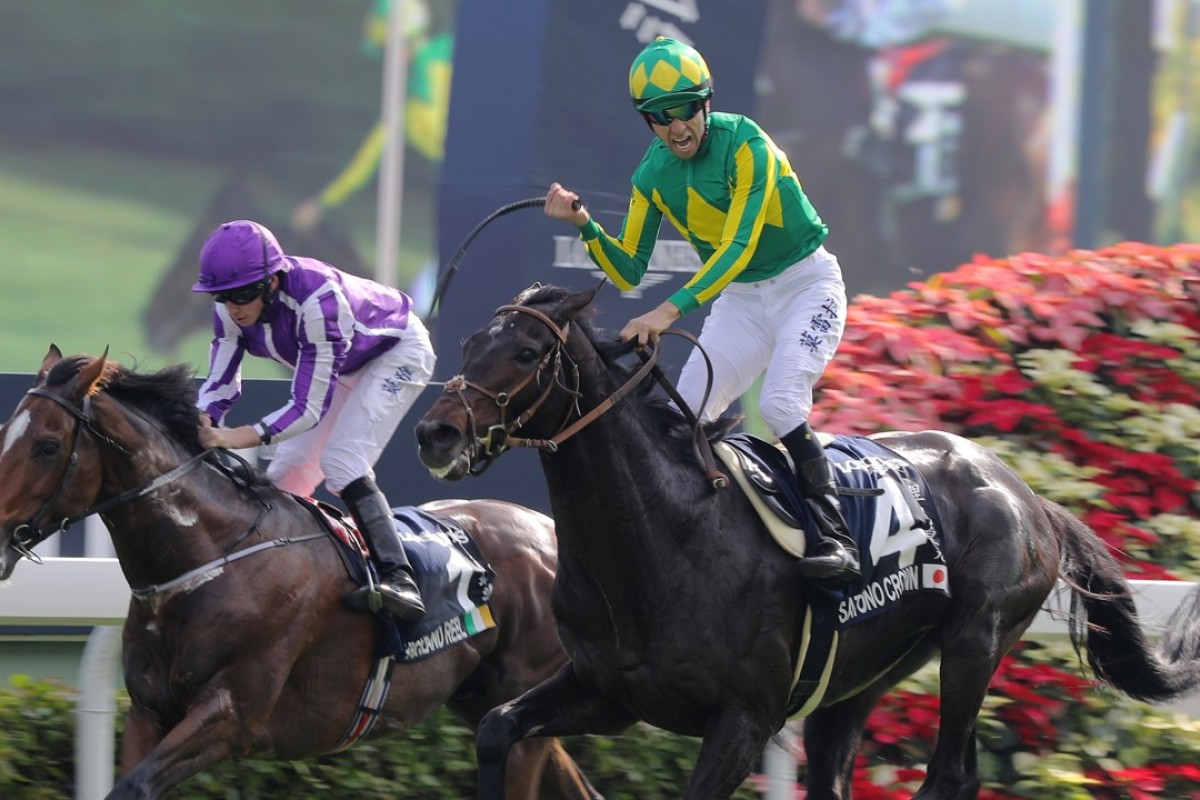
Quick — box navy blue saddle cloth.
[298,499,498,663]
[722,433,949,621]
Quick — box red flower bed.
[802,243,1200,795]
[813,242,1200,574]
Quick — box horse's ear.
[35,344,64,385]
[75,347,111,398]
[560,279,606,321]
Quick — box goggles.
[642,98,705,127]
[212,280,267,305]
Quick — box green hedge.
[0,675,759,799]
[4,666,1197,798]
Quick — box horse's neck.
[101,462,278,588]
[541,392,693,562]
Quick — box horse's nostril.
[417,421,458,450]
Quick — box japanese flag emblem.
[923,564,950,595]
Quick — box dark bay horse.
[0,345,600,800]
[414,283,1200,800]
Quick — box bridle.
[10,387,208,561]
[11,383,326,599]
[440,304,623,474]
[440,304,728,488]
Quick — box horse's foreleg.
[682,708,780,800]
[105,688,239,800]
[476,663,634,800]
[802,691,883,800]
[119,705,166,774]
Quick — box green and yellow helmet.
[628,37,713,113]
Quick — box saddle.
[295,497,497,657]
[714,433,882,558]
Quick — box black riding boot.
[781,424,861,583]
[342,477,426,622]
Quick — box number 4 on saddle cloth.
[299,499,497,664]
[715,433,950,716]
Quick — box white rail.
[2,558,1197,798]
[0,557,129,625]
[8,559,1195,647]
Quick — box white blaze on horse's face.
[0,409,31,459]
[484,316,513,339]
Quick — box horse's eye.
[515,348,539,365]
[34,439,61,459]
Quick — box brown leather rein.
[441,304,728,488]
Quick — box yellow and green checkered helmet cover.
[628,37,712,112]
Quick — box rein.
[443,304,728,488]
[12,386,321,596]
[632,328,729,489]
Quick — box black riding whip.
[426,195,582,324]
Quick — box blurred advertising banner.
[436,0,768,342]
[431,0,767,509]
[755,0,1060,297]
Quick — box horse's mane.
[518,285,741,451]
[46,355,206,455]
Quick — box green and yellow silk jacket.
[577,112,828,316]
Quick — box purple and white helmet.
[191,219,288,293]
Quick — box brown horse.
[414,283,1200,800]
[0,345,600,800]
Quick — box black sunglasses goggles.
[642,98,705,127]
[212,280,268,305]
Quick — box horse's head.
[0,345,115,580]
[416,282,604,480]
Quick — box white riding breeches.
[673,246,846,438]
[267,315,436,497]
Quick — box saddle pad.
[717,434,950,716]
[389,507,498,663]
[717,433,950,626]
[302,499,498,663]
[824,435,950,631]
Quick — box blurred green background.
[0,0,437,376]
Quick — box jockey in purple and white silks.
[192,219,434,621]
[544,37,859,584]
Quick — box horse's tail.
[1042,495,1200,703]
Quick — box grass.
[0,137,433,378]
[0,141,201,372]
[0,0,435,378]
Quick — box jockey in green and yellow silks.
[544,37,860,585]
[575,112,828,317]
